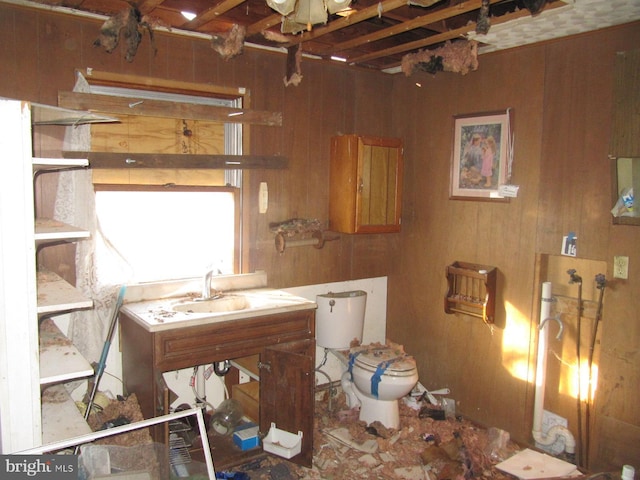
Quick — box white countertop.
[121,287,317,332]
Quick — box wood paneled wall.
[389,24,640,469]
[0,2,638,469]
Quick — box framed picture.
[450,110,512,201]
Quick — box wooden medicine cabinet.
[329,135,403,234]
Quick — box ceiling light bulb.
[181,11,197,21]
[334,6,356,16]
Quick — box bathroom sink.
[172,295,250,314]
[120,287,317,332]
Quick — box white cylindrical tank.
[316,290,367,349]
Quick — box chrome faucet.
[198,268,222,301]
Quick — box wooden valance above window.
[58,91,282,127]
[59,69,288,171]
[58,69,281,126]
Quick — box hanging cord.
[567,269,584,468]
[584,273,606,469]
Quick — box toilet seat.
[349,345,417,378]
[349,345,417,404]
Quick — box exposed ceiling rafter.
[5,0,640,73]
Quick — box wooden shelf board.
[37,270,93,315]
[33,157,89,172]
[39,318,93,386]
[41,384,92,445]
[35,218,90,244]
[63,151,288,170]
[31,103,118,126]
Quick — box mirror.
[611,156,640,225]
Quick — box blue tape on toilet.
[347,351,361,381]
[370,361,392,399]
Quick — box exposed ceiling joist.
[286,0,408,46]
[6,0,640,73]
[313,0,504,57]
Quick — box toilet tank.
[316,290,367,349]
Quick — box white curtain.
[54,73,123,366]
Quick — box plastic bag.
[484,427,511,462]
[611,187,636,217]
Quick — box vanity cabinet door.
[330,134,403,234]
[259,339,315,468]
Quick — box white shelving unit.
[36,270,93,316]
[39,318,93,386]
[33,115,97,446]
[35,219,91,244]
[0,99,114,452]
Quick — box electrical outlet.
[614,255,629,279]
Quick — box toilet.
[316,291,419,429]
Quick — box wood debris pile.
[280,389,521,480]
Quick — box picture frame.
[450,109,513,201]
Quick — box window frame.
[77,70,251,273]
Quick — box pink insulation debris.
[211,24,247,60]
[401,40,479,76]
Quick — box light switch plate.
[259,182,268,213]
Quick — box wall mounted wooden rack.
[445,261,497,324]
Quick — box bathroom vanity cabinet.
[119,307,316,470]
[329,134,403,234]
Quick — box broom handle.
[83,285,126,420]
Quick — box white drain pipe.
[532,282,576,454]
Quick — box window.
[80,72,246,284]
[95,185,239,284]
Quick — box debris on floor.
[85,393,153,448]
[235,387,522,480]
[80,394,167,478]
[79,389,524,479]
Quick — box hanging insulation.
[211,24,247,60]
[93,4,156,62]
[476,0,491,35]
[284,44,304,87]
[401,40,479,77]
